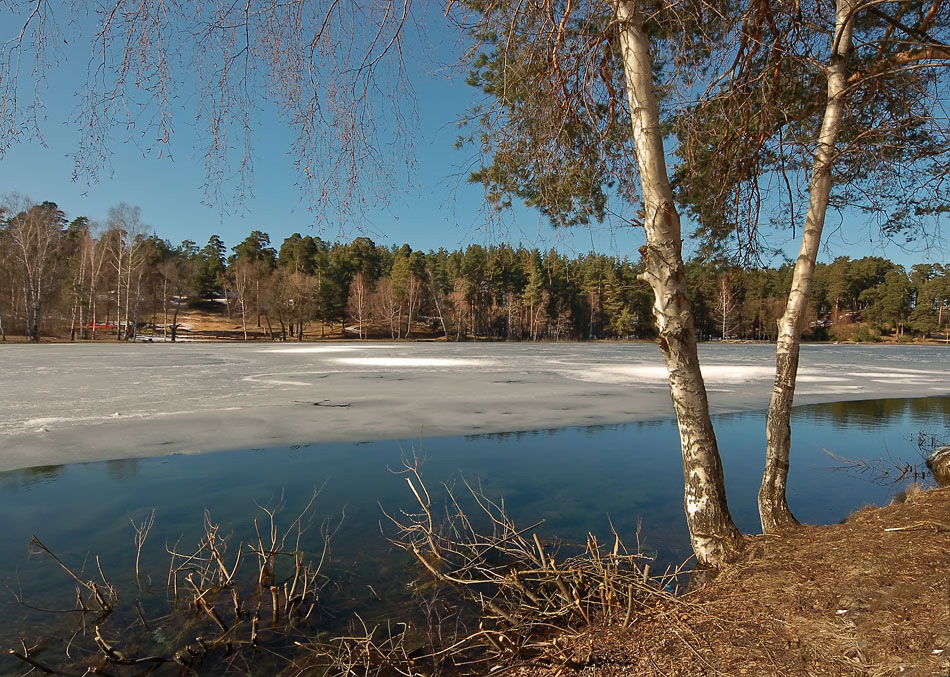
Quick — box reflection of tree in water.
[907,397,950,426]
[813,397,950,487]
[467,428,561,441]
[796,397,950,430]
[468,419,670,443]
[0,465,64,491]
[105,459,140,481]
[823,398,910,429]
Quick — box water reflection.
[794,396,950,431]
[466,427,566,441]
[0,464,64,491]
[469,418,672,442]
[105,459,141,481]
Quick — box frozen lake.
[1,342,949,669]
[2,341,950,471]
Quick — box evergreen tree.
[196,235,228,300]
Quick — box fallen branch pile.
[314,459,687,675]
[8,491,341,675]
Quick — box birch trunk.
[113,237,122,340]
[616,0,742,568]
[90,293,97,340]
[759,0,856,533]
[29,285,41,342]
[406,278,417,338]
[428,270,450,340]
[88,244,104,340]
[69,245,86,341]
[125,244,143,341]
[26,269,41,341]
[133,266,143,340]
[162,276,169,341]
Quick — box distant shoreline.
[2,335,949,345]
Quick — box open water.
[0,395,946,665]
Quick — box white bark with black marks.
[760,0,856,533]
[615,0,742,568]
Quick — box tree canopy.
[674,0,950,257]
[4,197,945,344]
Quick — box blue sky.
[0,66,646,260]
[0,6,944,267]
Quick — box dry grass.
[519,487,950,676]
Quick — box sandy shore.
[1,341,948,472]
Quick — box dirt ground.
[534,486,950,676]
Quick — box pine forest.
[2,199,948,344]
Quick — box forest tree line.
[2,198,949,343]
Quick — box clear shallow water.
[0,396,947,656]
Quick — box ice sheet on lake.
[1,342,948,471]
[334,357,491,368]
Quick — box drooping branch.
[0,0,418,221]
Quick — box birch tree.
[84,223,110,339]
[105,204,149,340]
[3,196,65,341]
[674,0,950,531]
[0,204,12,341]
[454,0,745,566]
[232,258,254,341]
[715,270,740,340]
[763,0,864,531]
